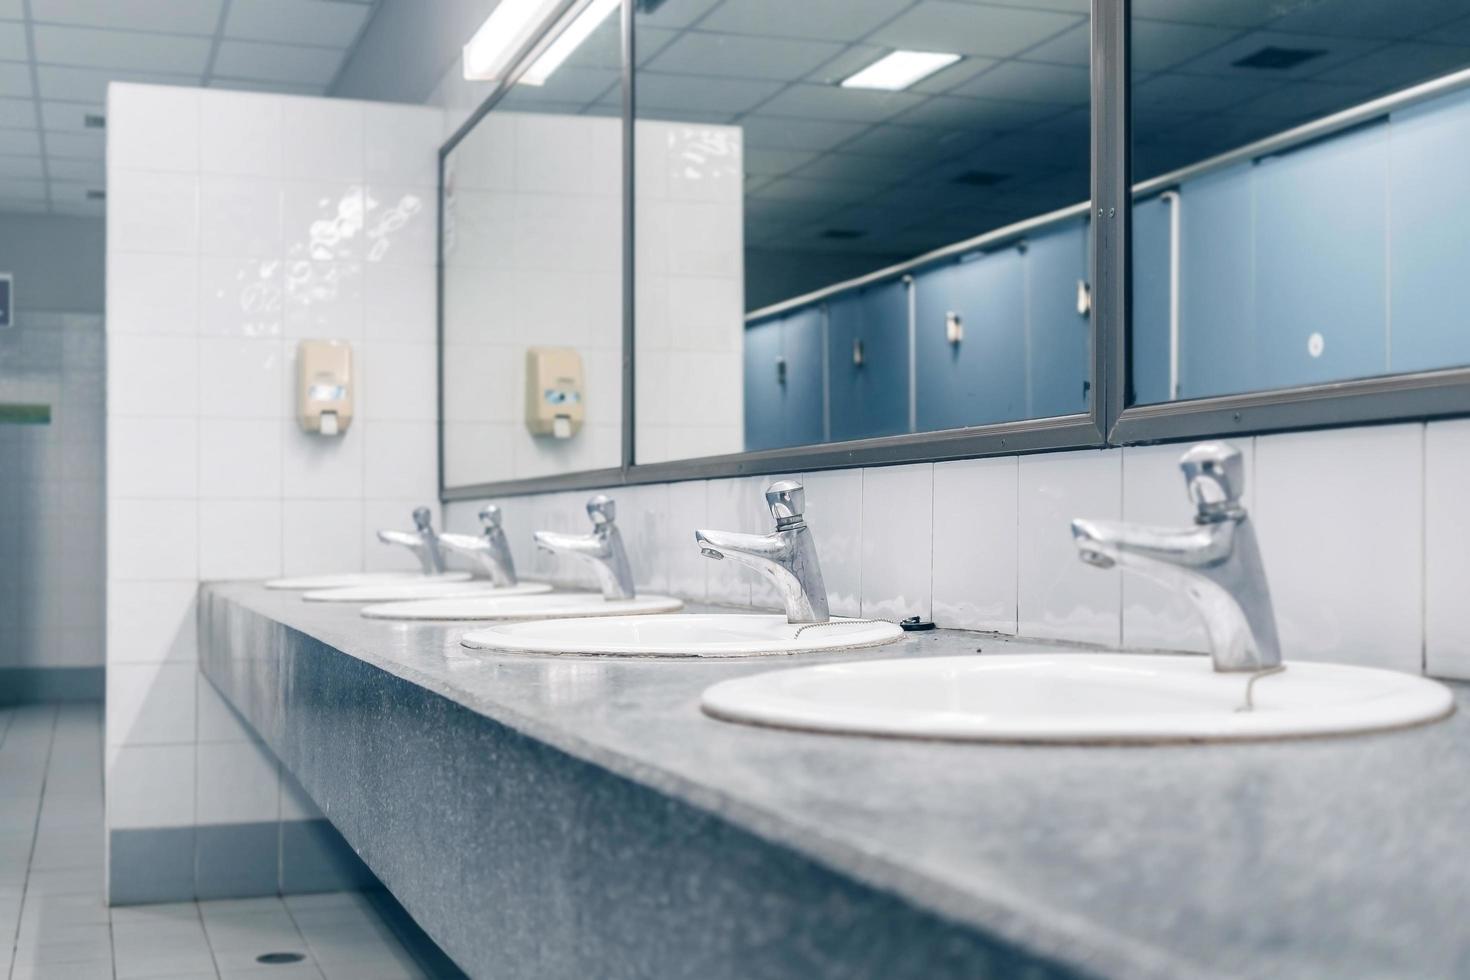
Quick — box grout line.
[7,705,61,980]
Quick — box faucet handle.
[1180,442,1245,521]
[412,506,434,532]
[586,494,616,525]
[765,480,805,527]
[478,505,502,531]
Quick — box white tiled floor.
[0,703,430,980]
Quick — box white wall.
[448,418,1470,680]
[104,82,444,895]
[441,110,745,484]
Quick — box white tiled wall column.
[105,82,444,902]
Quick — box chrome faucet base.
[377,505,446,575]
[696,480,830,625]
[439,505,518,586]
[534,495,635,600]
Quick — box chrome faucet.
[695,480,829,624]
[1070,441,1281,672]
[533,495,634,600]
[377,506,446,575]
[438,505,518,586]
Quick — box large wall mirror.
[1125,0,1470,413]
[440,2,625,489]
[632,0,1096,463]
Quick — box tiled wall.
[0,308,105,699]
[104,82,444,902]
[448,418,1470,680]
[441,109,746,483]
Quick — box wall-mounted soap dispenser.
[525,346,584,440]
[297,339,353,436]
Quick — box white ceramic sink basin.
[700,653,1455,742]
[302,580,551,603]
[265,571,470,590]
[462,614,904,658]
[362,593,684,621]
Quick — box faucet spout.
[376,506,445,575]
[695,480,829,624]
[533,495,635,600]
[1071,443,1281,672]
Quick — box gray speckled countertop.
[208,582,1470,980]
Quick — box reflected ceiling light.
[840,50,960,91]
[520,0,620,86]
[462,0,565,82]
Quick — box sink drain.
[255,952,307,965]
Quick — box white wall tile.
[197,674,256,742]
[1118,442,1220,654]
[200,256,283,337]
[284,182,365,262]
[282,499,364,576]
[107,83,199,173]
[618,482,671,594]
[199,500,283,580]
[106,581,197,664]
[931,456,1017,633]
[1426,419,1470,679]
[197,740,280,826]
[1017,449,1121,646]
[106,744,195,829]
[282,259,362,339]
[703,477,752,606]
[200,175,284,257]
[363,420,437,500]
[1254,424,1423,671]
[107,252,200,336]
[860,464,933,621]
[282,96,363,181]
[281,421,363,499]
[664,480,708,602]
[108,498,198,581]
[107,170,201,254]
[200,89,282,177]
[364,183,435,266]
[198,337,283,418]
[801,468,862,618]
[362,342,436,421]
[109,416,198,498]
[199,419,282,499]
[364,101,441,186]
[108,334,198,417]
[106,662,197,747]
[363,263,435,343]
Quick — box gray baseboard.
[109,818,376,906]
[0,666,104,704]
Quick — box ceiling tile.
[743,147,821,176]
[507,65,617,105]
[892,93,1064,131]
[45,156,102,181]
[42,129,103,159]
[1016,20,1087,65]
[1173,30,1384,79]
[1422,15,1470,45]
[212,39,345,85]
[739,115,867,152]
[867,2,1083,59]
[1228,80,1379,120]
[0,0,21,18]
[0,61,32,97]
[51,198,105,216]
[29,0,223,34]
[0,95,32,128]
[1268,0,1469,39]
[953,60,1089,104]
[789,150,932,186]
[634,72,783,115]
[32,25,213,73]
[40,99,103,132]
[840,121,981,158]
[47,177,101,202]
[0,20,27,60]
[224,0,371,47]
[1133,72,1282,114]
[0,126,41,154]
[755,84,926,124]
[1314,42,1470,89]
[697,0,908,42]
[633,0,723,29]
[37,65,197,102]
[646,31,845,81]
[1131,20,1239,72]
[0,199,49,212]
[0,154,42,178]
[0,176,47,199]
[1130,0,1285,29]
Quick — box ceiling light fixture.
[462,0,566,82]
[840,50,961,91]
[520,0,620,86]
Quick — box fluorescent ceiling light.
[462,0,565,82]
[840,50,961,91]
[520,0,619,86]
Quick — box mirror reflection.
[632,0,1094,462]
[440,6,625,487]
[1129,1,1470,405]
